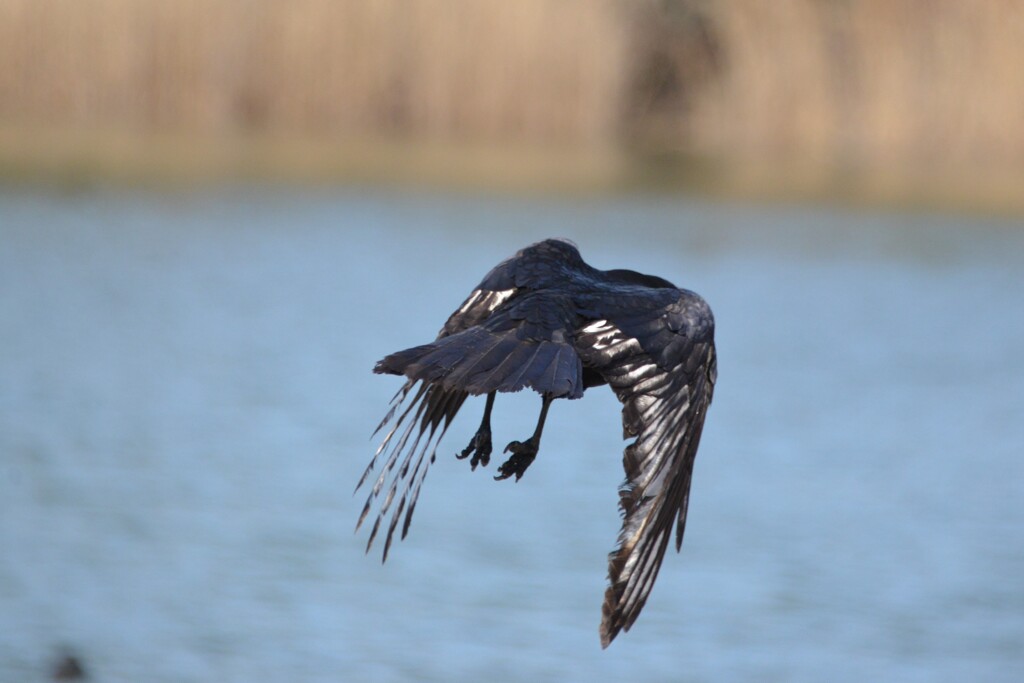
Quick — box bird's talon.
[458,429,492,470]
[494,438,538,481]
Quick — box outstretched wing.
[575,290,717,647]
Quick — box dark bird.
[355,238,717,647]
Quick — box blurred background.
[1,1,1022,681]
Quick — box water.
[1,187,1022,682]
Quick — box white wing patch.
[581,319,642,355]
[456,288,516,316]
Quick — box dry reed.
[689,0,1024,169]
[0,0,627,144]
[1,0,1022,174]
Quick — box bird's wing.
[376,290,584,399]
[575,290,717,647]
[353,251,529,561]
[360,288,584,560]
[355,379,467,561]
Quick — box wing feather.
[355,379,468,562]
[575,292,716,648]
[375,290,584,399]
[441,287,517,336]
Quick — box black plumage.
[355,238,717,647]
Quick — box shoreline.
[2,125,1022,217]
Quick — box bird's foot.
[494,438,538,482]
[457,427,492,470]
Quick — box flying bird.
[355,238,717,647]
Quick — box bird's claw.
[457,428,492,470]
[494,438,538,481]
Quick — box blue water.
[2,187,1022,682]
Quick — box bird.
[355,238,717,647]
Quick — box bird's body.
[356,238,716,647]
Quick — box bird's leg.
[495,393,553,482]
[457,391,495,470]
